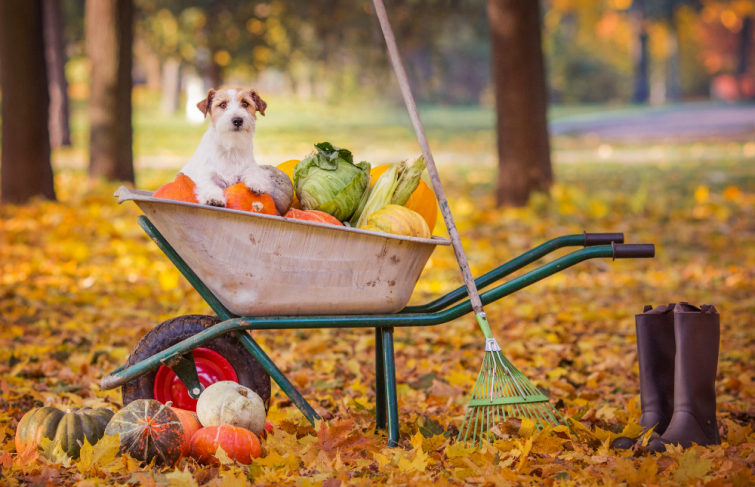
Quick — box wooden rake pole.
[371,0,493,338]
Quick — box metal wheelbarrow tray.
[115,187,450,317]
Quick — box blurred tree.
[87,0,134,183]
[43,0,72,148]
[631,0,651,102]
[0,0,56,203]
[488,0,552,207]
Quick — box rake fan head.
[458,338,567,447]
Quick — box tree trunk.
[43,0,71,148]
[488,0,552,207]
[738,16,752,76]
[86,0,134,183]
[0,0,56,203]
[161,58,181,114]
[665,15,682,102]
[631,0,650,103]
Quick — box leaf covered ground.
[1,159,754,485]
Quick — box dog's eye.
[219,102,227,109]
[242,101,249,108]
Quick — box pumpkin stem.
[239,389,248,398]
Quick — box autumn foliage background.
[2,0,755,485]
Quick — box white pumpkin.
[196,381,266,435]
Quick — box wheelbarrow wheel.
[121,315,271,412]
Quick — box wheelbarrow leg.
[375,327,387,430]
[382,327,399,447]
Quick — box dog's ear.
[249,89,267,117]
[197,89,216,117]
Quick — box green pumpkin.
[15,407,114,460]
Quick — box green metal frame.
[102,215,644,446]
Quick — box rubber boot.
[645,303,720,452]
[612,303,676,450]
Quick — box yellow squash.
[360,204,431,239]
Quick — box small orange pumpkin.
[224,183,277,215]
[284,208,343,226]
[276,159,301,209]
[171,406,202,458]
[369,164,437,232]
[190,425,261,465]
[153,173,199,204]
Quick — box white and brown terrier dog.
[180,87,271,207]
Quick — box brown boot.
[612,303,676,450]
[645,303,720,452]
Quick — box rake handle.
[372,0,486,322]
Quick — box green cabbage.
[293,142,371,222]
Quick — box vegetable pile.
[152,141,439,239]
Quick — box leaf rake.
[371,0,567,449]
[457,316,568,447]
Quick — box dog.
[180,87,270,207]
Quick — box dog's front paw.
[205,198,226,207]
[197,186,227,207]
[244,178,272,196]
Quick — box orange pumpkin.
[224,183,277,215]
[276,159,301,209]
[153,173,199,204]
[171,406,202,458]
[190,425,261,465]
[284,208,343,226]
[369,165,438,232]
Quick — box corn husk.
[359,204,431,239]
[352,164,400,228]
[351,156,426,228]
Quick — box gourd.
[370,164,437,232]
[171,407,202,458]
[104,399,184,466]
[190,425,261,465]
[196,381,266,435]
[360,204,431,239]
[15,407,114,460]
[224,183,278,215]
[153,173,199,204]
[260,165,294,215]
[284,208,343,226]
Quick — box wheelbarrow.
[102,187,654,446]
[101,0,656,447]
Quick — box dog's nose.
[232,117,243,127]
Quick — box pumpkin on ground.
[360,204,431,239]
[171,406,202,458]
[153,173,199,204]
[284,208,343,226]
[223,183,277,215]
[196,381,266,435]
[370,164,437,232]
[276,159,301,209]
[15,407,114,460]
[104,399,184,466]
[190,425,261,465]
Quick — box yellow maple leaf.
[725,419,753,446]
[620,421,644,439]
[518,417,536,438]
[674,448,712,483]
[445,441,475,459]
[516,438,533,471]
[421,433,447,453]
[76,434,121,473]
[371,451,392,469]
[215,445,235,465]
[255,448,299,470]
[219,469,247,487]
[165,466,199,487]
[397,447,429,473]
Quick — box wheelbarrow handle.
[612,243,655,259]
[584,232,624,246]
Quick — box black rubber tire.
[121,315,271,411]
